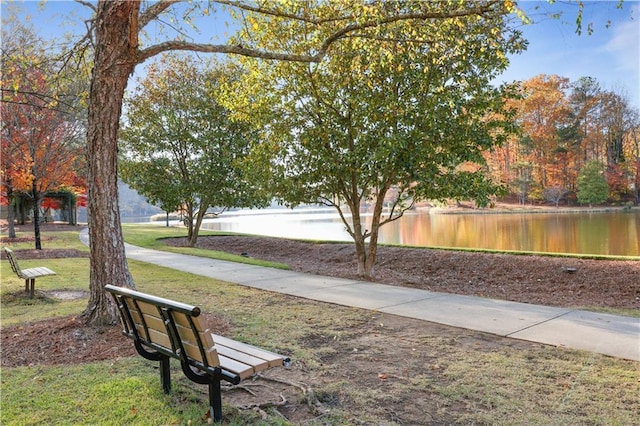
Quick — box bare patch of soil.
[0,248,89,259]
[47,290,90,300]
[0,303,229,369]
[1,315,138,367]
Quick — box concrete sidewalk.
[81,231,639,361]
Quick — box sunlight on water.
[199,209,640,256]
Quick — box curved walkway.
[80,230,639,361]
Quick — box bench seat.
[19,266,57,279]
[213,334,285,379]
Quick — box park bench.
[105,284,290,422]
[4,247,57,299]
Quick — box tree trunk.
[351,203,378,279]
[349,204,367,278]
[17,196,26,225]
[31,183,42,250]
[184,201,195,245]
[365,202,386,279]
[361,184,393,279]
[6,186,16,239]
[354,232,368,278]
[187,208,207,247]
[354,227,378,279]
[81,1,140,326]
[186,216,194,242]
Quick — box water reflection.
[199,210,639,256]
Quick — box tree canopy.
[577,160,608,206]
[120,55,269,246]
[1,25,86,245]
[485,74,639,205]
[223,1,525,277]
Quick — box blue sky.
[500,1,640,108]
[4,0,639,108]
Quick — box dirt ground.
[2,223,639,423]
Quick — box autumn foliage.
[1,62,86,242]
[485,74,639,205]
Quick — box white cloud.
[603,4,640,74]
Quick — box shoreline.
[426,204,639,215]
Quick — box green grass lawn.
[1,226,638,425]
[4,229,90,252]
[122,224,289,269]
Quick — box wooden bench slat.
[179,330,219,363]
[213,334,284,368]
[192,317,218,347]
[140,313,165,331]
[173,312,203,330]
[147,328,173,349]
[135,300,162,316]
[215,345,269,372]
[217,355,258,379]
[175,326,199,345]
[182,341,219,366]
[21,267,56,278]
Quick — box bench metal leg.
[160,356,171,393]
[26,279,35,299]
[208,380,223,422]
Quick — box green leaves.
[119,54,270,244]
[577,161,608,206]
[220,1,525,276]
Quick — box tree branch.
[139,0,183,29]
[213,0,352,25]
[138,41,321,63]
[138,1,500,65]
[74,0,96,12]
[1,88,79,112]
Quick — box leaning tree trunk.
[360,186,391,280]
[81,1,139,326]
[364,214,383,280]
[187,207,208,247]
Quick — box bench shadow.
[1,289,88,305]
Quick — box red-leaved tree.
[1,66,85,248]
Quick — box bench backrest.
[4,247,22,277]
[105,284,220,372]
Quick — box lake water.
[198,209,640,257]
